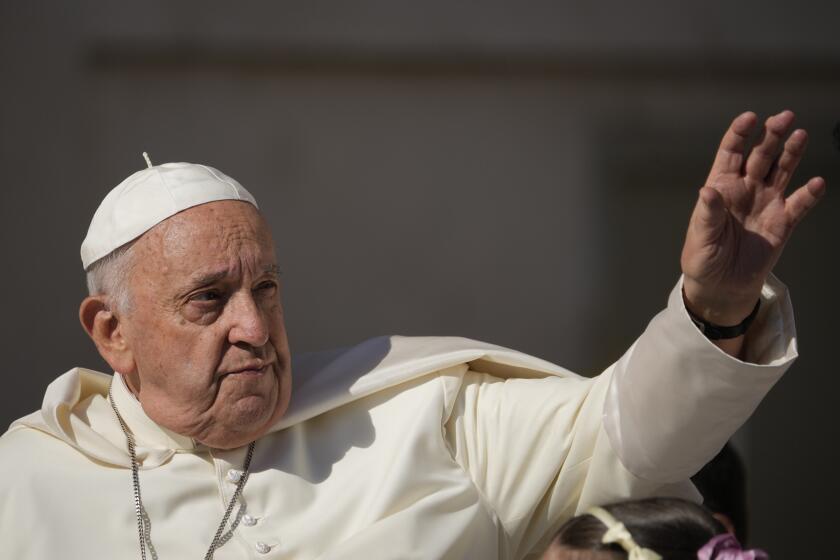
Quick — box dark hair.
[691,442,748,542]
[552,497,726,560]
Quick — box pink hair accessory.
[697,534,769,560]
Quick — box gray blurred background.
[1,1,838,556]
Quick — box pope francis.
[0,111,825,559]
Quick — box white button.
[226,469,243,483]
[242,514,257,527]
[255,541,271,554]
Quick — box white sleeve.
[445,367,698,559]
[603,274,797,484]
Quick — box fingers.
[768,129,808,190]
[745,110,795,181]
[708,111,758,179]
[692,186,728,236]
[785,177,826,227]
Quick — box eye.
[254,280,278,294]
[190,290,223,303]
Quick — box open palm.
[681,111,825,325]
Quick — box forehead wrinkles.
[134,202,275,282]
[163,205,266,256]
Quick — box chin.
[220,398,285,446]
[203,374,290,449]
[230,395,276,428]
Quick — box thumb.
[692,187,727,236]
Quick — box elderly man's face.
[119,200,291,449]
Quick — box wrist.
[681,277,762,326]
[685,297,760,340]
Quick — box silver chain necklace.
[108,383,256,560]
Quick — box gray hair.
[85,241,137,314]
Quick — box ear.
[79,296,136,376]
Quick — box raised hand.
[680,111,826,329]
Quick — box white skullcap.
[81,161,258,270]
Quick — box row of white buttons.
[226,472,258,526]
[226,470,268,552]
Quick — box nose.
[226,292,270,348]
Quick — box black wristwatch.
[686,299,761,340]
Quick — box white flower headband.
[586,507,663,560]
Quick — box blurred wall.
[1,1,838,556]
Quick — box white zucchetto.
[81,161,258,270]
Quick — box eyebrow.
[182,264,282,292]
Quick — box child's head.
[542,497,767,560]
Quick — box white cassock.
[0,277,796,559]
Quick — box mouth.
[220,361,272,378]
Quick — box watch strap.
[687,299,761,340]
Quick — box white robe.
[0,277,796,559]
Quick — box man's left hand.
[681,110,826,328]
